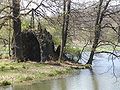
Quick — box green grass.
[65,43,120,54]
[96,45,120,51]
[19,76,33,82]
[0,60,72,86]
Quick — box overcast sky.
[21,0,120,9]
[20,0,120,16]
[21,0,98,8]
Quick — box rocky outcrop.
[12,28,56,62]
[34,28,55,62]
[21,31,41,61]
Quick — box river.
[1,53,120,90]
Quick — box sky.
[20,0,98,13]
[21,0,120,9]
[21,0,98,8]
[20,0,120,16]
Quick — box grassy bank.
[0,59,74,86]
[65,44,120,54]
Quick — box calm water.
[1,53,120,90]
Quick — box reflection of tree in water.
[13,80,53,90]
[89,68,99,90]
[0,85,12,90]
[51,79,67,90]
[94,53,104,58]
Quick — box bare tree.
[59,0,71,61]
[86,0,113,64]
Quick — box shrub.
[9,66,16,70]
[0,66,5,71]
[0,81,11,86]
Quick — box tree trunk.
[86,25,101,64]
[86,0,103,64]
[64,0,71,46]
[89,30,92,44]
[59,0,66,61]
[59,0,71,61]
[86,0,111,65]
[30,8,35,29]
[12,0,23,60]
[118,26,120,43]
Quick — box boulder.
[12,28,56,62]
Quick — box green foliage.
[48,69,72,77]
[0,66,5,71]
[65,44,81,54]
[9,66,16,70]
[96,45,120,51]
[40,19,61,46]
[21,18,30,30]
[19,76,33,82]
[47,27,61,45]
[48,73,56,77]
[0,80,11,86]
[0,65,18,71]
[0,29,12,43]
[0,61,73,85]
[65,68,72,73]
[84,64,92,68]
[22,65,26,69]
[48,70,63,77]
[53,37,61,45]
[24,76,33,81]
[55,70,64,75]
[34,72,47,78]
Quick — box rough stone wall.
[34,28,55,61]
[21,31,41,61]
[12,28,56,62]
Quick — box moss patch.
[0,60,73,86]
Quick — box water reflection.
[11,79,67,90]
[64,69,99,90]
[1,67,120,90]
[0,85,12,90]
[89,68,98,90]
[51,79,67,90]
